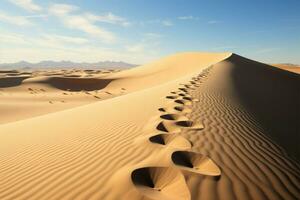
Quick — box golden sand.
[0,52,299,200]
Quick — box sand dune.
[0,69,122,124]
[0,52,299,200]
[272,64,300,74]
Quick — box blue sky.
[0,0,299,64]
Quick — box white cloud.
[178,15,199,20]
[161,20,173,26]
[0,32,89,48]
[8,0,42,12]
[48,3,78,16]
[146,19,174,27]
[0,30,159,63]
[0,32,28,44]
[125,32,162,56]
[48,3,116,43]
[24,14,48,19]
[0,12,33,26]
[144,33,162,39]
[0,45,157,64]
[85,12,130,27]
[39,34,89,45]
[126,44,144,53]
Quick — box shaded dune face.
[0,76,30,88]
[227,54,300,160]
[131,167,191,200]
[183,58,300,200]
[42,77,115,91]
[0,70,19,74]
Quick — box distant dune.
[272,63,300,74]
[0,60,136,70]
[0,52,299,200]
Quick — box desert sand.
[0,52,299,200]
[272,64,300,74]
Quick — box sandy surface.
[0,52,299,200]
[0,69,123,124]
[272,64,300,74]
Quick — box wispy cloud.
[144,32,162,39]
[85,13,130,27]
[48,3,116,43]
[0,32,28,44]
[8,0,42,12]
[0,31,157,63]
[48,3,78,16]
[145,19,174,27]
[24,14,48,19]
[161,20,173,26]
[40,34,89,45]
[0,32,89,47]
[177,15,199,20]
[0,11,33,26]
[125,32,162,55]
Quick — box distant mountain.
[0,60,137,70]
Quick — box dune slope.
[0,52,299,200]
[181,55,300,200]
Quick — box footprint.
[182,97,192,101]
[175,120,204,130]
[174,99,192,106]
[174,106,192,113]
[178,88,189,93]
[184,84,197,90]
[156,121,181,133]
[166,95,178,99]
[178,93,191,97]
[158,106,191,114]
[171,151,221,176]
[180,84,193,89]
[158,108,166,112]
[149,133,191,149]
[160,114,188,121]
[182,96,199,102]
[131,167,191,200]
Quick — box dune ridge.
[0,52,299,200]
